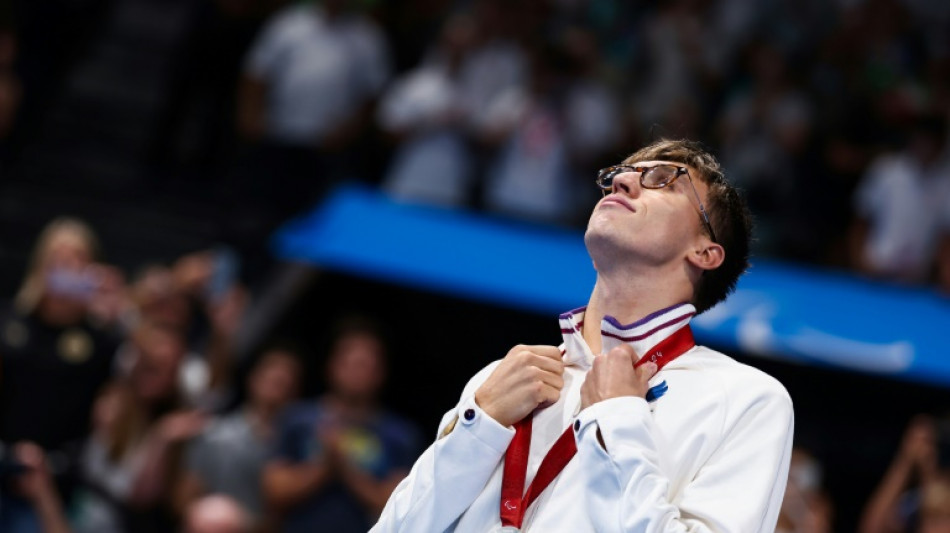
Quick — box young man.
[372,139,794,532]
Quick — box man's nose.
[611,169,642,196]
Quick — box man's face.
[131,329,184,402]
[249,352,299,408]
[328,334,385,401]
[585,160,712,268]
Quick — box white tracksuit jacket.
[372,303,794,532]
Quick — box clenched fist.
[580,344,658,410]
[475,345,565,427]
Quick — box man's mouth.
[600,195,635,212]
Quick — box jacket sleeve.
[574,384,794,532]
[371,362,514,533]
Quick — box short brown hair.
[623,139,753,314]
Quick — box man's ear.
[688,241,724,272]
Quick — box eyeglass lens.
[599,166,678,189]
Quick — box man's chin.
[584,225,625,260]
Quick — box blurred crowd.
[1,0,950,531]
[0,218,421,533]
[2,0,949,289]
[222,0,950,289]
[780,415,950,533]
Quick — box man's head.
[586,138,752,313]
[183,494,251,533]
[247,344,302,411]
[129,321,186,403]
[326,316,388,404]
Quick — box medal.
[498,325,696,529]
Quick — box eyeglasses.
[596,164,717,242]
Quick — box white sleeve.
[574,388,794,532]
[371,362,515,533]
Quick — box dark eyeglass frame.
[596,164,717,243]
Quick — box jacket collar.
[558,303,696,369]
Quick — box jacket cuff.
[452,395,516,454]
[573,396,650,451]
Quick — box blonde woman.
[0,217,123,533]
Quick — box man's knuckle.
[532,381,547,398]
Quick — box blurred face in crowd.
[132,265,191,331]
[130,325,185,403]
[327,333,386,403]
[39,227,95,303]
[20,221,103,326]
[249,350,301,410]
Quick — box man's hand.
[475,345,565,427]
[581,345,658,410]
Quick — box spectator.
[6,442,72,533]
[849,114,950,284]
[262,317,422,533]
[183,494,252,533]
[458,0,529,145]
[630,0,720,134]
[860,415,947,533]
[235,0,390,198]
[73,322,206,533]
[122,249,247,412]
[559,26,622,174]
[378,13,479,207]
[482,42,577,223]
[0,218,120,533]
[777,447,835,533]
[174,345,302,528]
[228,0,391,283]
[717,40,815,255]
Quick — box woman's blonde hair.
[15,217,100,314]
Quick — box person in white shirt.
[850,114,950,284]
[239,0,390,148]
[373,138,794,532]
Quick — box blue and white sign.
[274,184,950,387]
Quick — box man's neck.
[582,271,692,355]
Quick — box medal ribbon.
[499,324,696,529]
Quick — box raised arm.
[372,344,566,532]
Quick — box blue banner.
[274,184,950,387]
